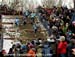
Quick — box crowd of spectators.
[0,6,75,57]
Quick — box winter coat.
[57,41,67,54]
[42,44,53,57]
[27,49,36,57]
[15,18,19,26]
[30,13,36,18]
[37,48,42,57]
[67,43,75,57]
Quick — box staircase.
[20,17,47,41]
[2,15,21,40]
[1,15,47,43]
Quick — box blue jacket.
[15,18,19,25]
[30,13,36,18]
[33,24,37,30]
[42,44,53,57]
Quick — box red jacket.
[57,41,67,54]
[27,49,36,57]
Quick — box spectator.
[66,29,72,42]
[2,50,6,57]
[30,11,36,22]
[21,44,27,53]
[15,17,19,26]
[8,48,14,57]
[36,47,42,57]
[57,36,67,57]
[33,23,38,34]
[24,10,31,18]
[27,48,36,57]
[67,38,75,57]
[42,41,53,57]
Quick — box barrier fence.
[4,54,52,57]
